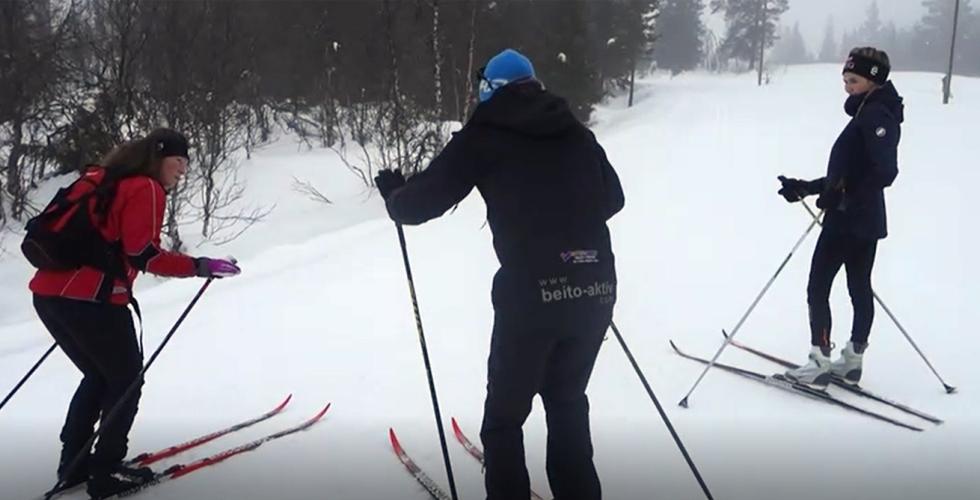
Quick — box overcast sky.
[706,0,928,53]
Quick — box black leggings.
[33,295,143,477]
[806,229,878,347]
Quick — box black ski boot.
[110,463,154,482]
[86,464,154,499]
[50,452,90,495]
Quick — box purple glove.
[195,257,241,278]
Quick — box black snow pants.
[480,305,613,500]
[33,295,143,479]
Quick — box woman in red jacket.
[30,128,240,499]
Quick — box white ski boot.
[830,341,866,386]
[784,346,832,389]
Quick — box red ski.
[41,395,295,499]
[389,428,453,500]
[130,394,293,466]
[450,417,545,500]
[108,403,330,498]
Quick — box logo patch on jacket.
[875,127,887,138]
[561,250,599,264]
[538,276,616,304]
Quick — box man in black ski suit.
[376,48,624,500]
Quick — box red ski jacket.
[29,167,197,305]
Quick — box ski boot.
[784,345,832,389]
[50,450,90,496]
[87,463,155,499]
[830,341,867,386]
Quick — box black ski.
[721,331,943,425]
[670,340,923,432]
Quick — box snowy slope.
[1,65,977,500]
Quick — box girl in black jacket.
[778,47,903,389]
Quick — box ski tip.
[721,329,729,338]
[944,384,957,394]
[304,403,331,425]
[275,394,293,412]
[316,402,331,418]
[388,428,402,450]
[450,417,465,440]
[668,339,679,351]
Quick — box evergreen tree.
[859,0,883,44]
[770,22,810,65]
[881,21,899,53]
[818,16,838,62]
[965,4,980,75]
[912,0,975,72]
[840,28,859,59]
[652,0,706,75]
[710,0,789,71]
[600,0,659,84]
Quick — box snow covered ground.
[1,64,976,499]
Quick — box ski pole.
[610,322,714,500]
[798,199,956,394]
[0,343,57,414]
[393,223,459,500]
[678,213,822,408]
[45,278,215,499]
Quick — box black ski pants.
[806,229,879,347]
[33,295,143,478]
[480,305,613,500]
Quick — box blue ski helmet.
[477,49,536,103]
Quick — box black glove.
[816,189,842,210]
[815,177,845,210]
[777,176,810,203]
[374,169,406,200]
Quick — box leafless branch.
[291,176,333,204]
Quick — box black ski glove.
[375,169,406,200]
[815,177,845,210]
[816,189,842,210]
[777,176,812,202]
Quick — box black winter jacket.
[818,81,903,240]
[386,84,624,314]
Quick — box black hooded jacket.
[818,81,903,240]
[386,83,624,314]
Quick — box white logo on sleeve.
[875,127,887,138]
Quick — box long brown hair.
[92,128,187,219]
[98,128,186,182]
